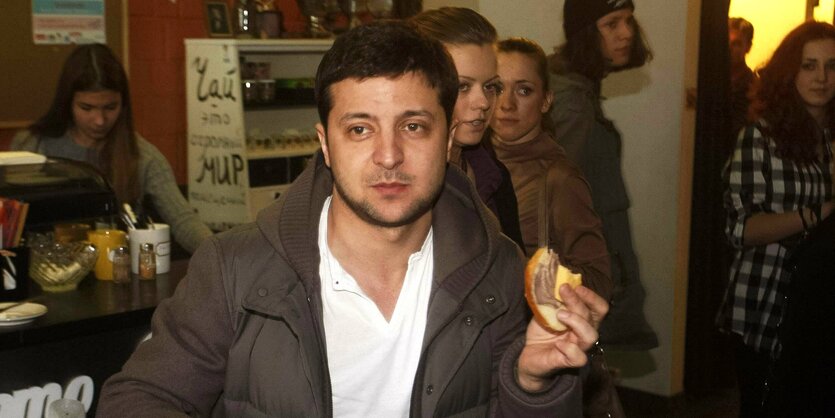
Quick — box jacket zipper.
[409,302,466,417]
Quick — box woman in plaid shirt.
[720,21,835,417]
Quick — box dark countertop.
[0,259,188,349]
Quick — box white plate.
[0,302,48,326]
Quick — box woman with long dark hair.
[549,0,657,351]
[13,44,212,253]
[719,21,834,417]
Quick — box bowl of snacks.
[28,239,98,292]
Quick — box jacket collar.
[491,131,565,164]
[250,151,505,310]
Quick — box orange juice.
[87,229,127,280]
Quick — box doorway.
[685,0,833,397]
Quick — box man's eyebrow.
[337,110,435,122]
[401,110,435,119]
[338,112,372,123]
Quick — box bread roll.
[524,247,583,332]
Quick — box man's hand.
[516,284,608,393]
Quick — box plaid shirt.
[719,123,832,357]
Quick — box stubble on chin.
[331,169,445,229]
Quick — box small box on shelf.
[275,86,315,106]
[0,247,29,302]
[243,77,315,109]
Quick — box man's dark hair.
[729,17,754,45]
[315,21,459,130]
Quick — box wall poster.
[32,0,106,45]
[186,41,250,231]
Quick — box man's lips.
[372,182,408,194]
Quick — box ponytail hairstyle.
[409,7,498,47]
[496,37,554,132]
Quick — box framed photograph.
[204,1,233,38]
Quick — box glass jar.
[112,246,131,284]
[139,242,156,280]
[242,79,258,104]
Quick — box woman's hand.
[516,285,609,392]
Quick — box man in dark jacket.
[728,17,756,145]
[97,21,607,417]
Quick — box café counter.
[0,259,189,416]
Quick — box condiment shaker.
[112,246,131,284]
[139,242,156,280]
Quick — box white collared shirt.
[318,196,434,418]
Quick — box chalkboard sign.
[0,0,125,129]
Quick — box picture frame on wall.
[204,1,233,38]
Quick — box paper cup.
[128,224,171,275]
[87,229,128,280]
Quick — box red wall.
[128,0,305,184]
[128,0,208,184]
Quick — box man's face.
[729,28,751,68]
[317,73,449,228]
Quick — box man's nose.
[372,131,404,170]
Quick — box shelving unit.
[184,38,332,230]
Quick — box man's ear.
[541,90,555,114]
[316,123,331,167]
